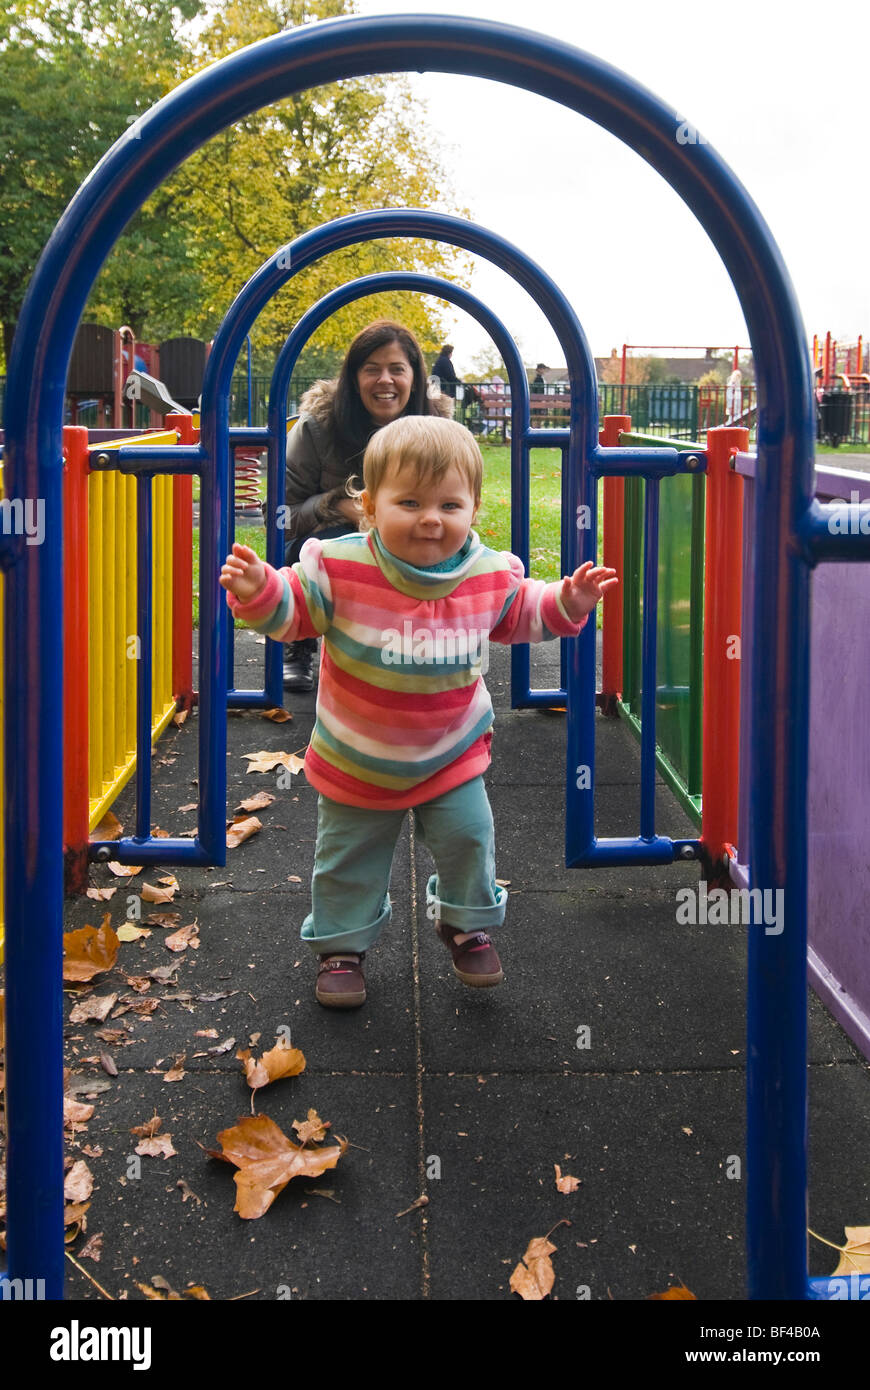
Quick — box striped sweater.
[226,529,587,809]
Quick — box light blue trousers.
[300,776,508,956]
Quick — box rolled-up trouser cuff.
[425,874,507,932]
[300,893,391,957]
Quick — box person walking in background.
[431,343,460,399]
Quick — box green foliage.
[0,0,472,371]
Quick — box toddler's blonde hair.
[353,416,483,524]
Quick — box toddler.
[220,416,617,1008]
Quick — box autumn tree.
[0,0,205,368]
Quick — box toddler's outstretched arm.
[220,543,267,605]
[559,562,619,623]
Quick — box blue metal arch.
[2,13,828,1299]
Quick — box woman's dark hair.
[333,320,435,463]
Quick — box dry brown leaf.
[135,1282,166,1300]
[395,1195,429,1219]
[648,1283,697,1300]
[292,1109,330,1145]
[146,912,182,928]
[831,1226,870,1277]
[237,1041,306,1091]
[241,750,305,776]
[163,1057,186,1083]
[147,965,180,982]
[106,862,143,878]
[112,996,159,1018]
[62,915,120,982]
[64,1160,94,1203]
[79,1232,103,1263]
[177,1179,202,1205]
[141,881,176,904]
[63,1200,91,1228]
[235,791,276,813]
[69,993,119,1024]
[135,1134,177,1159]
[226,815,262,849]
[209,1113,347,1219]
[130,1115,163,1138]
[86,886,118,901]
[185,1285,211,1299]
[172,708,189,727]
[124,975,152,994]
[178,802,197,813]
[195,1029,219,1039]
[165,922,200,953]
[100,1053,118,1077]
[263,706,293,724]
[509,1236,558,1300]
[117,924,151,942]
[91,811,123,841]
[554,1164,581,1194]
[207,1036,236,1056]
[63,1096,95,1128]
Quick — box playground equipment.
[2,13,864,1300]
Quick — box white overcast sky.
[351,0,869,371]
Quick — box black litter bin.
[819,389,853,447]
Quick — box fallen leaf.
[831,1226,870,1277]
[554,1164,581,1194]
[123,975,152,993]
[117,924,151,942]
[148,965,180,983]
[649,1283,697,1300]
[241,750,304,776]
[86,886,118,901]
[681,1126,693,1136]
[131,1115,163,1138]
[65,1076,112,1098]
[178,802,198,813]
[292,1109,330,1145]
[79,1232,103,1262]
[235,791,276,813]
[263,707,293,723]
[81,1145,103,1158]
[62,915,120,982]
[69,993,119,1024]
[95,1028,131,1045]
[135,1134,177,1159]
[91,811,123,841]
[141,881,176,903]
[165,922,200,953]
[226,815,262,849]
[63,1200,90,1229]
[112,996,159,1017]
[100,1053,118,1077]
[177,1179,202,1205]
[106,862,143,878]
[185,1285,210,1299]
[64,1160,94,1203]
[509,1235,558,1300]
[209,1114,347,1219]
[237,1041,306,1091]
[207,1037,236,1055]
[146,912,182,928]
[195,1029,219,1039]
[163,1057,186,1083]
[136,1282,167,1300]
[395,1195,429,1219]
[63,1096,95,1128]
[172,708,189,727]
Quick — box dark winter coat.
[283,378,452,542]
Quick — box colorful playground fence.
[0,417,195,944]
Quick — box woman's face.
[356,340,414,426]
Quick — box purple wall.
[733,457,870,1060]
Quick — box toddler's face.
[362,460,478,566]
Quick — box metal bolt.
[93,845,113,862]
[678,845,696,860]
[93,452,112,469]
[684,454,701,471]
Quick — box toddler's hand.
[220,543,267,604]
[559,561,619,622]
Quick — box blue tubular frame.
[0,13,835,1298]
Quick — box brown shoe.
[315,952,366,1008]
[435,923,503,987]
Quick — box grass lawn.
[193,443,603,628]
